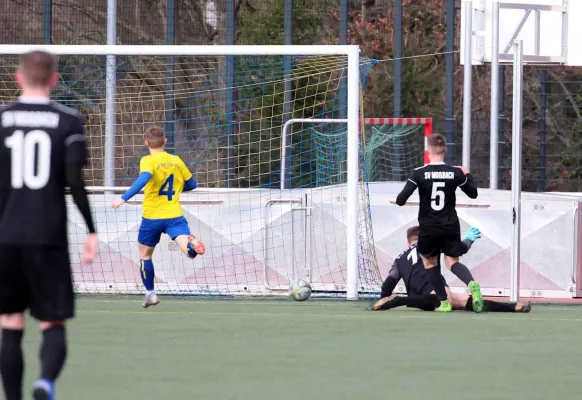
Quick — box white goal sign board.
[460,0,582,65]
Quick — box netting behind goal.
[311,117,432,293]
[0,51,428,296]
[311,117,431,184]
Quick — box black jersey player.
[395,133,482,313]
[0,51,98,400]
[372,226,531,313]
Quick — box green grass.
[13,298,582,399]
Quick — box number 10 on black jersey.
[5,130,52,190]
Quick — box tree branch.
[548,69,582,121]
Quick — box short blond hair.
[19,51,58,87]
[145,126,165,148]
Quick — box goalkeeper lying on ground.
[372,226,531,313]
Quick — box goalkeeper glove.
[462,227,481,243]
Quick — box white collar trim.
[18,96,51,104]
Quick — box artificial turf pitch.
[10,298,582,399]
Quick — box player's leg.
[24,246,74,400]
[374,280,451,311]
[385,288,465,312]
[0,247,28,400]
[137,218,163,308]
[417,234,451,312]
[442,234,475,285]
[32,321,66,400]
[166,217,205,258]
[373,294,440,311]
[464,297,531,313]
[374,268,445,311]
[138,244,158,308]
[444,255,483,312]
[419,254,452,312]
[444,255,474,286]
[1,314,26,400]
[443,236,484,313]
[380,286,457,312]
[448,291,471,310]
[374,290,512,313]
[174,234,205,258]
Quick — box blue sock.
[187,242,197,258]
[33,379,54,399]
[140,259,155,291]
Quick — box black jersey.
[0,98,87,246]
[391,245,434,296]
[396,162,478,234]
[381,239,473,298]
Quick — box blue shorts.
[138,217,191,247]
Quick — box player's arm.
[180,159,197,192]
[458,167,478,199]
[461,227,481,253]
[184,177,197,191]
[112,158,153,208]
[120,171,152,201]
[67,166,95,235]
[396,171,418,206]
[380,262,402,298]
[66,118,96,235]
[66,117,98,263]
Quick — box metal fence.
[0,0,580,192]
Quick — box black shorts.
[0,245,74,321]
[413,278,449,296]
[417,232,466,258]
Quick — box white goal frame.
[0,44,362,300]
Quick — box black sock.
[375,297,403,310]
[484,300,516,312]
[0,329,24,400]
[40,326,67,381]
[425,267,448,301]
[465,297,517,312]
[402,294,441,311]
[374,295,437,311]
[451,262,474,286]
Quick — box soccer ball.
[290,278,312,301]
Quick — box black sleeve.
[396,171,418,206]
[65,116,88,166]
[459,173,478,199]
[380,262,402,298]
[67,163,96,234]
[462,239,472,253]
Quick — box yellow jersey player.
[112,126,205,308]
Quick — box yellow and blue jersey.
[139,152,192,219]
